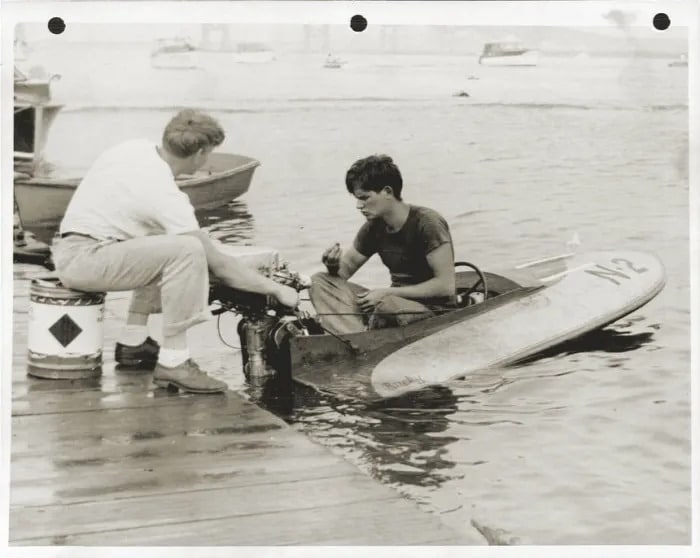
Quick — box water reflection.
[244,373,298,418]
[360,387,461,487]
[517,322,658,364]
[247,375,461,489]
[197,200,255,244]
[243,315,662,494]
[25,376,102,394]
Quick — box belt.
[59,232,126,243]
[60,232,100,240]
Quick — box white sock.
[158,348,191,368]
[119,325,148,346]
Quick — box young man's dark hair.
[345,154,403,200]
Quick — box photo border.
[2,2,697,557]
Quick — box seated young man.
[52,109,298,394]
[309,154,456,335]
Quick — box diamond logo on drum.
[48,314,83,347]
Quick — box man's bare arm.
[381,243,455,300]
[182,230,299,307]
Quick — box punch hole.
[653,13,670,31]
[48,17,66,35]
[350,15,367,33]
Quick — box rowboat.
[210,248,666,402]
[14,153,261,244]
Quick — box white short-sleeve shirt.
[59,139,199,240]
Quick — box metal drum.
[27,277,105,379]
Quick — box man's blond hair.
[162,109,225,158]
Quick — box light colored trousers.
[51,235,210,337]
[309,272,435,335]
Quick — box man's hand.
[273,284,300,309]
[357,288,390,313]
[321,242,342,275]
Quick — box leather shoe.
[115,336,160,368]
[153,359,227,394]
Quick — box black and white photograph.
[2,0,695,552]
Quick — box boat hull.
[14,152,260,243]
[291,250,665,401]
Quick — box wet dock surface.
[9,264,480,545]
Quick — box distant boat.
[478,41,539,67]
[14,65,62,259]
[668,54,688,68]
[323,54,346,69]
[231,42,276,63]
[198,41,276,64]
[14,66,63,175]
[14,24,31,62]
[14,153,261,244]
[151,37,198,70]
[14,38,31,62]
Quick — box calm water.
[21,40,690,544]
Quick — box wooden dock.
[9,264,482,546]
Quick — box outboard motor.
[209,257,310,382]
[237,314,311,380]
[237,314,278,379]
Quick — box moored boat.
[151,37,199,69]
[668,54,688,68]
[210,248,666,402]
[14,38,31,62]
[198,25,276,64]
[323,54,346,69]
[14,66,63,260]
[14,153,260,244]
[229,42,276,64]
[14,67,64,175]
[478,41,539,66]
[197,42,276,64]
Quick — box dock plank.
[11,454,345,506]
[13,498,460,546]
[11,475,396,540]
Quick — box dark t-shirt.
[353,204,454,304]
